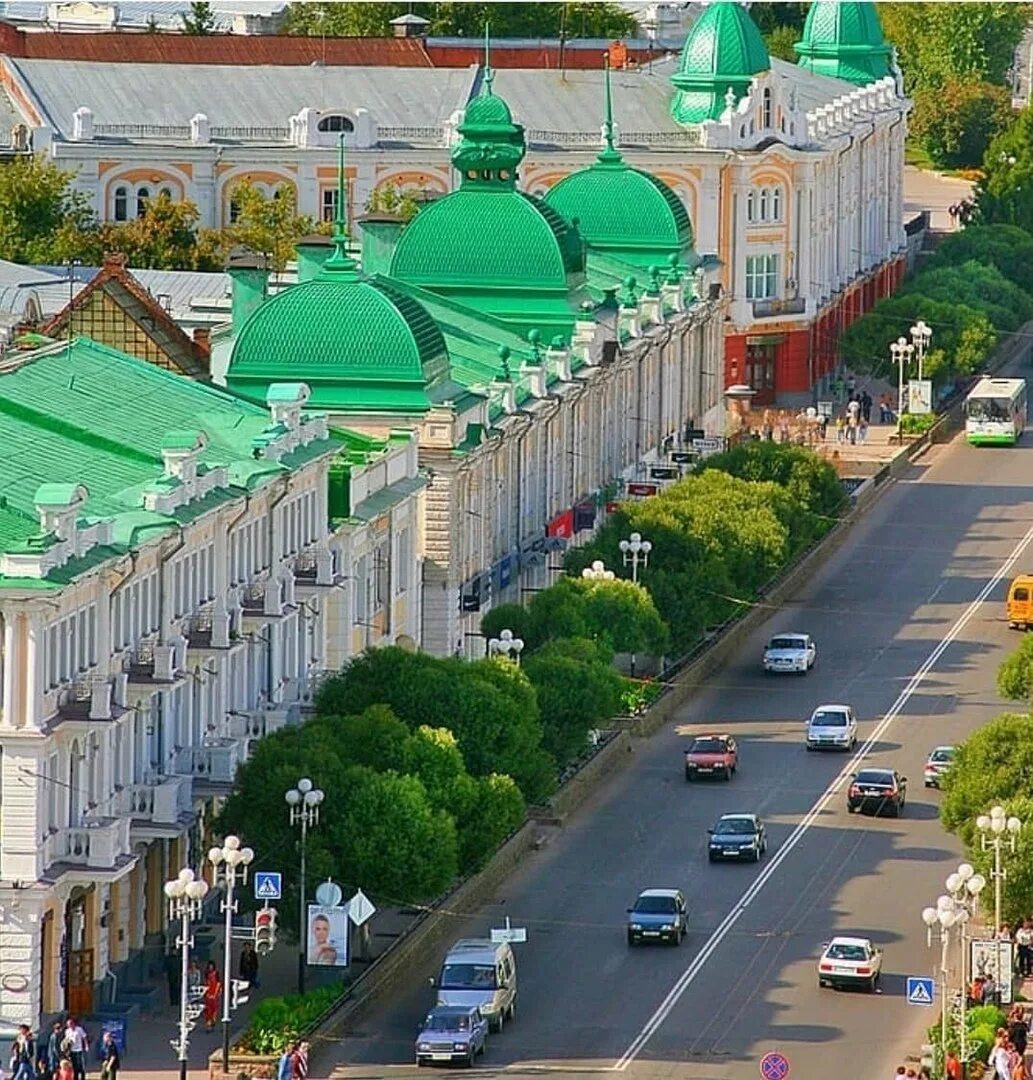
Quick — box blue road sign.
[760,1051,790,1080]
[906,976,935,1007]
[254,871,282,901]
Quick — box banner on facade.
[307,904,350,968]
[626,483,658,497]
[546,509,574,539]
[492,554,513,594]
[908,380,933,415]
[573,500,596,532]
[649,465,679,481]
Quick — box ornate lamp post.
[910,320,932,382]
[923,897,960,1060]
[208,836,254,1073]
[618,533,652,677]
[890,335,914,441]
[946,863,986,1076]
[488,628,524,664]
[976,805,1022,933]
[581,560,615,582]
[164,868,209,1080]
[286,778,324,994]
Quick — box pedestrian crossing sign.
[254,871,282,901]
[906,976,935,1006]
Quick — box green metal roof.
[671,1,770,125]
[795,2,891,86]
[0,337,335,584]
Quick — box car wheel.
[847,803,856,814]
[492,1011,504,1034]
[464,1053,474,1069]
[708,852,717,863]
[417,1059,427,1068]
[724,766,733,781]
[627,931,636,946]
[818,977,826,989]
[869,974,879,993]
[507,999,516,1021]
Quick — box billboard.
[970,938,1013,1005]
[306,904,350,967]
[908,380,933,415]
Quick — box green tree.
[910,78,1012,170]
[100,193,209,271]
[226,181,317,272]
[927,225,1033,296]
[181,1,216,33]
[976,110,1033,230]
[965,794,1033,926]
[365,184,421,223]
[0,156,96,264]
[523,637,624,766]
[764,25,801,63]
[998,637,1033,702]
[749,2,807,33]
[479,603,536,652]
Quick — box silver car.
[805,705,857,752]
[763,633,816,674]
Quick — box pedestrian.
[12,1027,34,1080]
[276,1045,295,1080]
[990,1030,1011,1080]
[62,1021,86,1080]
[291,1042,309,1080]
[836,414,845,443]
[203,960,222,1031]
[945,1054,962,1080]
[999,922,1013,942]
[1018,920,1033,976]
[1009,1005,1028,1057]
[894,1068,906,1078]
[187,959,202,1001]
[949,204,958,229]
[986,973,999,1005]
[55,1062,72,1080]
[239,940,260,990]
[45,1025,61,1080]
[98,1035,118,1080]
[861,390,873,422]
[858,417,869,444]
[847,412,858,445]
[846,373,856,398]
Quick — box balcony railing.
[126,775,192,825]
[46,818,132,870]
[752,296,807,319]
[175,739,243,785]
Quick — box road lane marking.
[613,519,1033,1072]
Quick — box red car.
[684,734,738,781]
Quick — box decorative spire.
[597,53,622,166]
[324,132,357,274]
[483,21,494,95]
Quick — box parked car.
[805,705,857,752]
[924,745,956,788]
[763,632,816,674]
[684,734,738,781]
[847,768,907,816]
[415,1005,488,1067]
[627,888,687,945]
[817,936,883,991]
[708,813,767,862]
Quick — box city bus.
[965,377,1027,446]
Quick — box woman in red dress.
[203,961,222,1030]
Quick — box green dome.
[226,259,450,415]
[544,160,693,263]
[462,90,515,129]
[671,2,770,125]
[795,2,891,86]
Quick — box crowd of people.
[948,200,975,229]
[4,1019,119,1080]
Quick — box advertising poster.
[970,938,1014,1005]
[306,904,350,967]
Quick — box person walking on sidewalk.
[276,1045,296,1080]
[203,961,222,1031]
[12,1027,34,1080]
[45,1024,61,1080]
[240,940,260,990]
[62,1020,87,1080]
[98,1034,118,1080]
[1016,920,1033,977]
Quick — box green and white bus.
[965,377,1027,446]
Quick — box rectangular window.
[322,188,339,224]
[745,254,779,300]
[374,542,389,610]
[396,528,410,594]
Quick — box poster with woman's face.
[307,905,349,967]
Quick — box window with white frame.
[114,186,129,222]
[317,114,354,133]
[745,254,780,300]
[322,187,339,223]
[747,186,783,224]
[44,603,97,688]
[395,527,411,594]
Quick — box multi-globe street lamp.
[946,862,986,1075]
[618,533,652,677]
[976,805,1022,933]
[488,628,524,664]
[910,320,933,382]
[890,335,914,440]
[286,777,324,994]
[208,835,254,1073]
[164,868,209,1080]
[922,896,960,1058]
[581,560,615,582]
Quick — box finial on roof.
[498,344,512,381]
[647,264,662,296]
[597,52,622,166]
[527,328,542,363]
[666,252,683,285]
[621,275,638,307]
[324,132,357,274]
[483,21,494,94]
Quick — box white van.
[431,938,517,1032]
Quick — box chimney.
[71,106,93,142]
[357,212,405,277]
[192,327,211,356]
[225,248,269,329]
[389,12,430,38]
[295,234,334,283]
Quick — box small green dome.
[226,261,449,415]
[671,2,770,125]
[795,2,891,86]
[462,90,515,129]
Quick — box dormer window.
[317,114,354,134]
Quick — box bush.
[997,634,1033,701]
[237,981,345,1054]
[900,413,936,435]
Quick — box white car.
[818,936,883,991]
[763,633,816,674]
[805,704,857,751]
[924,745,956,788]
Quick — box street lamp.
[164,868,210,1080]
[581,559,615,582]
[910,320,932,382]
[618,532,652,584]
[945,863,986,1076]
[286,777,324,995]
[923,899,959,1060]
[976,805,1022,933]
[208,835,254,1073]
[890,335,914,440]
[488,628,524,663]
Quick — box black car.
[708,814,767,862]
[847,768,907,816]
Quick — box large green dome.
[671,2,770,125]
[226,256,450,415]
[795,2,891,86]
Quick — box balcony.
[175,739,244,788]
[752,296,807,319]
[45,817,133,875]
[293,549,333,590]
[126,775,193,828]
[185,610,236,652]
[227,702,301,743]
[125,642,181,685]
[240,580,285,621]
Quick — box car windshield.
[855,770,893,787]
[439,963,496,990]
[930,749,955,764]
[690,738,727,754]
[634,895,677,914]
[769,638,804,650]
[811,712,847,727]
[423,1012,471,1032]
[826,943,868,961]
[715,817,755,835]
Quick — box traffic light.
[255,906,277,955]
[231,979,250,1009]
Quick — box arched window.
[771,187,782,221]
[113,185,128,222]
[228,197,241,224]
[158,186,173,201]
[136,186,151,218]
[762,87,772,128]
[759,187,769,221]
[316,114,354,133]
[746,190,756,223]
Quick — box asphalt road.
[325,420,1033,1080]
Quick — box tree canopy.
[976,110,1033,231]
[909,78,1012,170]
